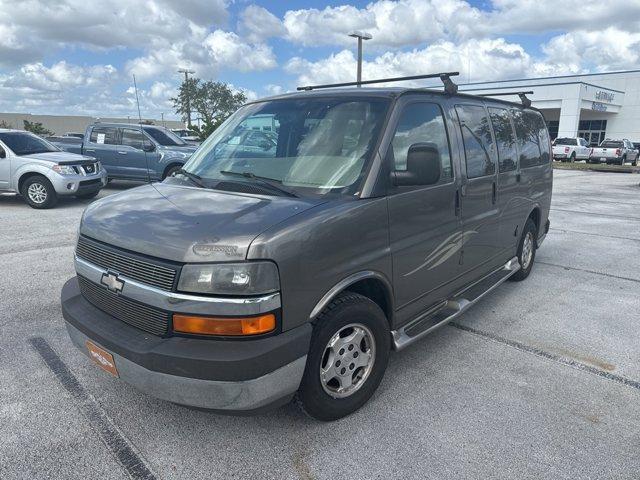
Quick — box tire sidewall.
[22,176,57,209]
[511,218,537,281]
[298,294,390,421]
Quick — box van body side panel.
[247,198,392,331]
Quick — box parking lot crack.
[537,261,640,284]
[449,323,640,393]
[28,337,158,480]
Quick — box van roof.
[250,87,539,111]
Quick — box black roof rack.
[297,72,460,95]
[478,91,534,108]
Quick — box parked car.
[589,139,639,165]
[60,83,552,420]
[552,137,591,162]
[0,129,106,208]
[172,128,201,145]
[51,123,197,181]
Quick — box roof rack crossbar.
[297,71,460,93]
[478,90,533,107]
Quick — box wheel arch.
[17,168,51,193]
[162,162,183,180]
[309,271,394,327]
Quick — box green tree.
[23,120,53,136]
[172,78,246,140]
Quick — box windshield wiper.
[219,171,298,198]
[175,168,206,188]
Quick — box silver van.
[61,73,552,420]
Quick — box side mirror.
[392,143,441,187]
[142,143,155,152]
[0,147,5,159]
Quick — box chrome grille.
[78,276,170,336]
[76,236,177,291]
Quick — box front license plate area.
[86,340,119,377]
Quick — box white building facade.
[460,69,640,145]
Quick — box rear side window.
[512,110,545,168]
[455,105,497,178]
[488,107,517,173]
[391,102,453,182]
[120,128,145,150]
[89,127,117,145]
[555,137,577,146]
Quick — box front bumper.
[61,277,311,413]
[50,170,107,195]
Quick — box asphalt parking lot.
[1,170,639,479]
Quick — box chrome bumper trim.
[75,256,281,316]
[66,322,305,411]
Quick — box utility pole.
[348,31,372,86]
[161,112,165,128]
[178,68,195,128]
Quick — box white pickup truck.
[552,137,591,162]
[589,139,639,165]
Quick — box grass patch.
[553,162,639,173]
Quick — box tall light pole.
[349,31,372,86]
[178,68,195,128]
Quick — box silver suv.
[0,129,107,208]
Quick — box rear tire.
[296,292,390,421]
[569,152,576,163]
[21,175,58,209]
[620,156,626,166]
[509,218,537,282]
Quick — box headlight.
[178,262,279,295]
[51,164,76,175]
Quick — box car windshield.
[143,127,188,146]
[600,141,623,148]
[182,97,390,197]
[0,132,59,155]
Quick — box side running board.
[391,257,520,351]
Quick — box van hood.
[80,182,323,263]
[22,151,95,163]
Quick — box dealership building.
[459,69,640,145]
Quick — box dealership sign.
[592,102,608,111]
[595,91,615,102]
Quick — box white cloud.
[238,5,286,42]
[204,31,277,73]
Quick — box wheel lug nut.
[348,344,354,351]
[340,367,346,375]
[349,363,355,370]
[353,352,359,358]
[335,360,341,367]
[339,348,345,355]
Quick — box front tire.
[163,164,182,180]
[296,292,390,421]
[569,152,576,163]
[21,175,58,209]
[510,217,538,282]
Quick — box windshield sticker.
[96,133,105,144]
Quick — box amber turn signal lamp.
[173,313,276,336]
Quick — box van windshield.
[181,97,390,197]
[0,132,59,155]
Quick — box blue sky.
[1,0,639,121]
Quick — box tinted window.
[391,102,452,182]
[488,107,517,173]
[455,105,496,178]
[0,132,58,155]
[120,129,145,149]
[600,141,623,148]
[143,127,186,146]
[535,113,551,164]
[512,110,544,168]
[554,137,577,146]
[89,127,117,145]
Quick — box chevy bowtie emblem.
[101,272,124,293]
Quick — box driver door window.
[120,129,145,150]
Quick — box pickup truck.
[552,137,591,162]
[589,139,639,165]
[0,129,106,208]
[52,123,197,181]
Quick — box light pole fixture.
[178,68,195,128]
[348,31,372,87]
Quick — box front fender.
[13,163,55,192]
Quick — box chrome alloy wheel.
[521,231,534,270]
[320,323,376,399]
[27,182,48,204]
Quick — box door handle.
[492,181,497,205]
[117,151,127,155]
[85,149,95,153]
[454,189,461,217]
